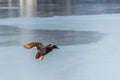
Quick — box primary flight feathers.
[24,42,44,51]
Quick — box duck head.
[52,45,59,49]
[47,44,59,49]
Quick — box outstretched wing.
[24,42,45,51]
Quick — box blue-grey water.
[1,3,120,18]
[0,2,120,80]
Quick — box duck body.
[24,42,59,60]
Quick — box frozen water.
[0,14,119,32]
[0,14,120,80]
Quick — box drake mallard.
[24,42,59,60]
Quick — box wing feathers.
[24,42,45,51]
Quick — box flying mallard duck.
[24,42,59,60]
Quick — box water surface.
[0,25,103,47]
[1,3,120,18]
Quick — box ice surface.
[0,14,120,80]
[0,14,120,32]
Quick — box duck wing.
[24,42,45,51]
[35,42,45,51]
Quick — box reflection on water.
[0,25,103,47]
[0,1,120,18]
[19,0,73,17]
[20,0,37,17]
